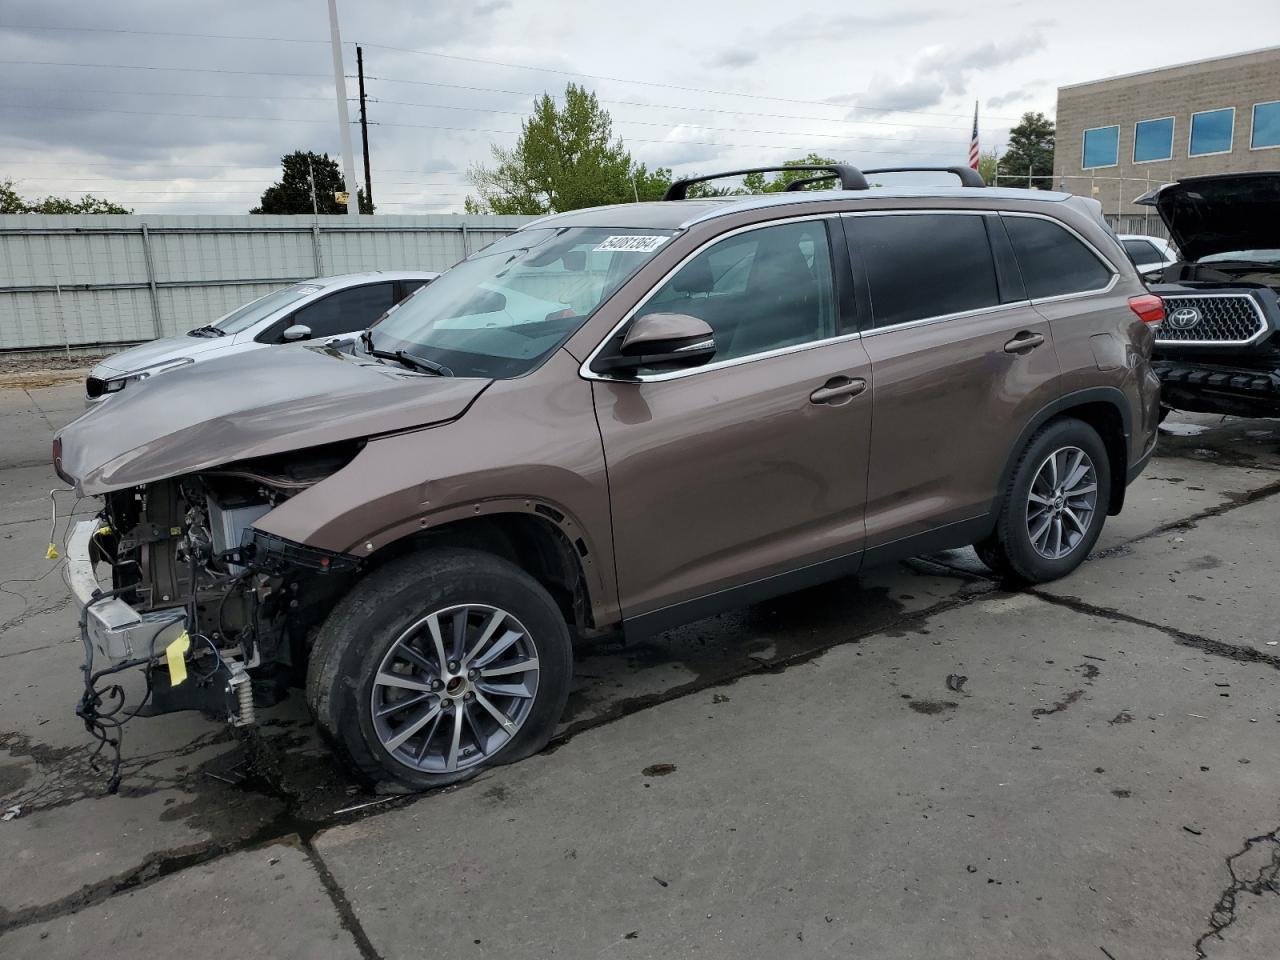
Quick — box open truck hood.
[1135,172,1280,262]
[57,345,490,495]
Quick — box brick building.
[1052,46,1280,224]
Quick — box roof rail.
[861,165,986,187]
[663,163,869,200]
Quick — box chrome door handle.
[1004,332,1045,354]
[810,377,867,405]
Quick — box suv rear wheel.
[307,548,572,791]
[976,418,1111,583]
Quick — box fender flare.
[995,386,1133,517]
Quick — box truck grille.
[1155,295,1267,346]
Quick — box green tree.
[252,151,371,214]
[740,154,842,193]
[977,149,998,186]
[996,112,1055,189]
[1,178,131,213]
[466,84,645,214]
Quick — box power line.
[0,59,331,79]
[366,96,993,146]
[0,23,331,44]
[0,103,334,125]
[367,117,968,160]
[4,84,336,104]
[359,73,993,133]
[355,40,1021,122]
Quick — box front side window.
[1004,216,1114,299]
[293,283,396,338]
[636,219,838,363]
[1082,125,1119,168]
[853,214,999,328]
[1134,117,1174,162]
[1190,108,1235,156]
[370,227,674,378]
[214,284,320,334]
[1253,101,1280,149]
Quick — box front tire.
[976,418,1111,584]
[307,548,573,791]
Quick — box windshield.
[1199,249,1280,265]
[213,284,321,334]
[367,227,675,378]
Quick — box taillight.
[1128,294,1164,325]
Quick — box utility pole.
[357,45,373,212]
[307,157,318,215]
[326,0,359,217]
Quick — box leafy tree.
[977,149,999,186]
[740,154,842,193]
[1,178,131,213]
[467,84,650,214]
[252,151,371,214]
[995,112,1055,189]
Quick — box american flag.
[968,101,980,171]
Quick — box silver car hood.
[92,331,238,375]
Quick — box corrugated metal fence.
[0,213,535,352]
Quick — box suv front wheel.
[307,548,573,791]
[976,418,1112,583]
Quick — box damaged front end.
[67,444,363,788]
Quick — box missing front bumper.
[67,519,187,665]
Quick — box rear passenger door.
[844,211,1061,547]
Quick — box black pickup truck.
[1136,173,1280,419]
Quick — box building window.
[1082,125,1119,168]
[1133,117,1174,163]
[1253,101,1280,150]
[1189,107,1235,156]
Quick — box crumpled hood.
[1135,173,1280,262]
[57,345,490,495]
[92,331,235,375]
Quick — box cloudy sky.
[0,1,1275,214]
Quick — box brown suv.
[56,164,1162,791]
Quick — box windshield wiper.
[360,329,453,377]
[188,324,227,338]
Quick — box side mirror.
[281,324,312,342]
[596,313,716,375]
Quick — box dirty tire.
[975,417,1111,584]
[307,548,572,791]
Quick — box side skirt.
[622,514,994,640]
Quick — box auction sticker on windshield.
[594,235,669,253]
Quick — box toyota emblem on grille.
[1169,306,1201,330]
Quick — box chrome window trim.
[1251,99,1280,151]
[1188,106,1236,158]
[1154,293,1269,347]
[859,299,1031,338]
[1081,124,1120,170]
[1132,116,1176,164]
[579,213,853,384]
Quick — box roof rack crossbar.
[861,165,987,187]
[663,163,869,201]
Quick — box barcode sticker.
[594,235,669,253]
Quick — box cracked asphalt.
[1,376,1278,959]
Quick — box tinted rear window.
[1004,216,1114,299]
[852,214,999,328]
[1122,239,1163,266]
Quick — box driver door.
[589,217,873,628]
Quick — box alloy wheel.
[370,604,540,773]
[1025,445,1098,561]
